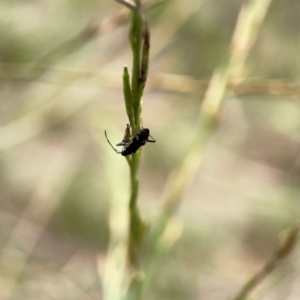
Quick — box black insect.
[105,124,156,156]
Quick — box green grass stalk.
[123,66,136,130]
[129,1,144,129]
[116,0,151,298]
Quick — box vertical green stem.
[128,152,142,266]
[117,0,151,298]
[123,66,136,131]
[130,2,143,130]
[127,1,150,298]
[127,151,147,300]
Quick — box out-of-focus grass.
[0,0,300,299]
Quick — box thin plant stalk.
[116,0,151,298]
[231,225,299,300]
[130,0,144,129]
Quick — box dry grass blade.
[143,0,274,296]
[231,224,299,300]
[149,74,300,99]
[165,0,273,220]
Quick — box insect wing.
[116,124,131,146]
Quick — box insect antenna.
[104,130,121,154]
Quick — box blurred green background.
[0,0,300,299]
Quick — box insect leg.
[147,134,156,143]
[104,130,121,154]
